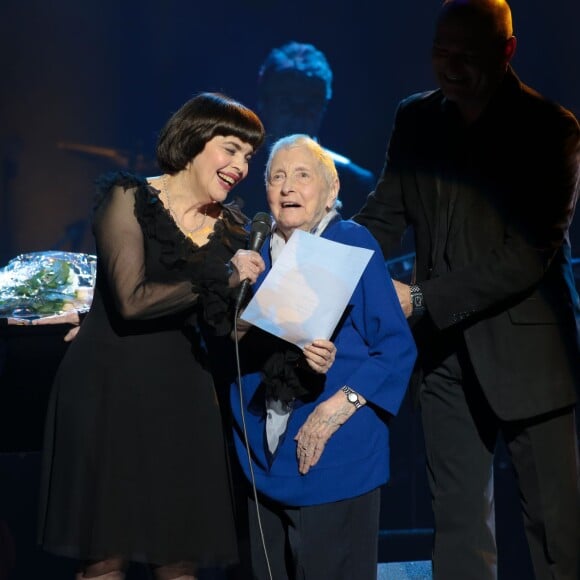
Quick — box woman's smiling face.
[187,135,254,203]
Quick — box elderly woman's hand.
[229,250,265,288]
[302,339,335,374]
[294,386,366,475]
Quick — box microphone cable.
[233,302,274,580]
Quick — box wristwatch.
[410,284,425,315]
[341,385,362,410]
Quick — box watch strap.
[341,385,362,410]
[410,284,425,315]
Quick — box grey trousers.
[247,487,381,580]
[421,350,580,580]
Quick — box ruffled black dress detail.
[38,172,247,567]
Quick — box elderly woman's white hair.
[264,134,341,209]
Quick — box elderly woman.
[230,134,417,579]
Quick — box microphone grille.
[251,212,272,235]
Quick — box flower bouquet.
[0,251,96,320]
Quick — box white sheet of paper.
[240,229,374,348]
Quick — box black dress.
[38,172,247,567]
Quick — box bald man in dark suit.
[355,1,580,579]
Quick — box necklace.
[162,175,209,240]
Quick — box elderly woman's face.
[266,145,337,238]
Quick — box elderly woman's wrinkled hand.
[229,250,265,288]
[302,339,335,374]
[294,388,357,475]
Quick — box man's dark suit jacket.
[355,67,580,421]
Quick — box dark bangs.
[156,92,265,174]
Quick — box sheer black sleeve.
[92,172,249,332]
[93,174,202,320]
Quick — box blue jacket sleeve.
[335,224,417,416]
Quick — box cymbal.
[56,141,130,167]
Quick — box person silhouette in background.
[236,41,376,219]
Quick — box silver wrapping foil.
[0,251,96,319]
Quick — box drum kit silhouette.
[56,140,155,174]
[50,141,156,253]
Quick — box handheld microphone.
[234,212,272,312]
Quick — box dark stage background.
[1,0,580,261]
[1,1,579,579]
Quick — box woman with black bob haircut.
[38,92,267,580]
[157,92,266,174]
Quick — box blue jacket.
[230,218,417,506]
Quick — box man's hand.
[392,279,412,318]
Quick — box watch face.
[347,392,358,403]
